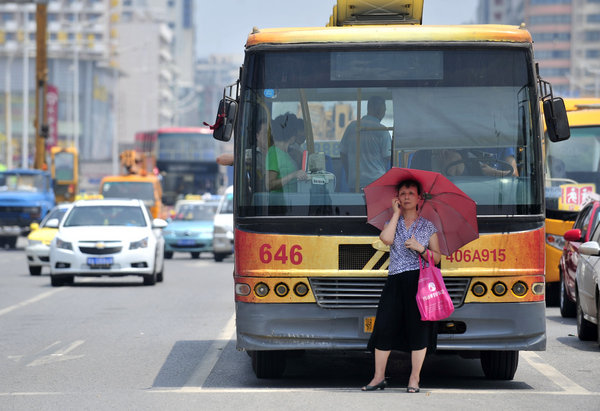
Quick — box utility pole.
[0,0,49,170]
[33,1,48,170]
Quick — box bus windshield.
[238,47,539,217]
[545,126,600,211]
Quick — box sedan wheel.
[164,251,173,259]
[29,266,42,276]
[559,271,576,318]
[576,288,597,341]
[143,271,156,286]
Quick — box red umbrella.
[363,167,478,256]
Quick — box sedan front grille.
[79,246,122,255]
[310,277,471,309]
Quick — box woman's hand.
[295,170,309,181]
[391,197,401,215]
[404,235,425,254]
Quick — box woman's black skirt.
[367,269,437,353]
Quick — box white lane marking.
[0,288,65,317]
[521,351,589,394]
[183,313,236,388]
[27,340,85,367]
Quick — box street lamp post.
[4,53,14,169]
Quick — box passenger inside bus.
[410,149,516,177]
[340,96,392,191]
[266,113,309,192]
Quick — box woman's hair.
[271,112,299,142]
[397,179,422,195]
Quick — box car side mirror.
[30,222,40,231]
[152,218,168,229]
[45,218,59,228]
[579,241,600,256]
[563,228,582,242]
[211,98,238,142]
[543,97,570,142]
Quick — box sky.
[195,0,479,59]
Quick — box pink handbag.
[416,250,455,321]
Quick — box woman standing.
[362,179,441,393]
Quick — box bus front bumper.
[235,301,546,352]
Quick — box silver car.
[575,228,600,346]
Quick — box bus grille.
[339,244,388,270]
[310,277,471,309]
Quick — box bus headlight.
[532,282,545,295]
[294,282,309,297]
[512,281,528,297]
[274,282,289,297]
[471,282,487,297]
[254,282,270,297]
[492,281,507,297]
[546,234,565,250]
[235,283,251,296]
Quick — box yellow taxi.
[25,203,72,275]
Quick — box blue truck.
[0,169,55,248]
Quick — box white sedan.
[48,199,167,286]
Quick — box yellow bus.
[544,99,600,312]
[50,146,78,203]
[212,0,569,379]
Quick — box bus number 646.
[259,244,303,265]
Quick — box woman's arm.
[267,169,307,191]
[426,232,441,265]
[379,198,400,245]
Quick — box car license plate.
[87,257,113,267]
[177,239,196,246]
[364,316,375,333]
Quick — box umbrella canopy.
[363,167,479,256]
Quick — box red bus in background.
[135,127,223,205]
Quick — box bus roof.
[245,24,532,49]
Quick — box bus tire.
[559,271,576,318]
[251,350,286,379]
[480,350,518,380]
[576,288,597,341]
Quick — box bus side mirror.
[543,97,570,142]
[212,98,238,142]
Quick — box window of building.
[532,32,571,42]
[530,15,571,25]
[588,14,600,23]
[586,49,600,58]
[585,31,600,41]
[530,0,571,4]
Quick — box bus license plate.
[364,316,375,333]
[177,239,196,246]
[87,257,113,267]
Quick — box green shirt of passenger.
[266,145,298,193]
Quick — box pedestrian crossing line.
[521,351,589,394]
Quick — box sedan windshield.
[64,206,147,227]
[173,204,215,221]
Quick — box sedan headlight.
[130,237,149,249]
[55,237,73,250]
